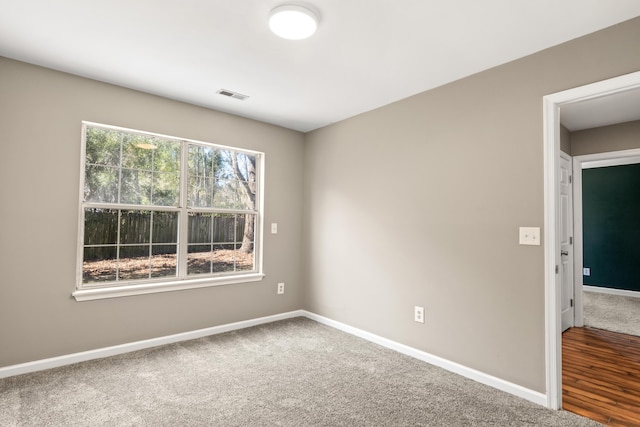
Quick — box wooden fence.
[84,209,248,260]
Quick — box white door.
[560,153,574,331]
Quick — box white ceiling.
[1,1,639,132]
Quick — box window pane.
[212,180,255,210]
[188,212,212,243]
[234,153,257,210]
[153,171,180,206]
[189,145,215,178]
[187,244,212,275]
[236,214,255,253]
[188,148,256,210]
[84,208,119,245]
[188,176,214,208]
[236,181,255,210]
[152,141,180,206]
[85,165,119,203]
[118,245,150,280]
[85,127,121,166]
[213,244,236,273]
[235,153,256,179]
[83,246,117,283]
[216,150,234,179]
[212,213,236,243]
[151,245,177,278]
[234,243,255,271]
[153,140,181,173]
[213,179,239,209]
[121,134,154,170]
[152,211,178,244]
[121,169,152,205]
[120,210,151,244]
[186,214,255,274]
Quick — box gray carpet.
[583,290,640,336]
[0,317,599,426]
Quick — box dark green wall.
[582,163,640,291]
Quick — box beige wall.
[571,119,640,155]
[0,58,305,367]
[303,17,640,393]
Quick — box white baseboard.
[584,285,640,298]
[0,310,304,379]
[302,311,547,407]
[0,308,547,408]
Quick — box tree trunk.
[232,153,256,253]
[239,214,254,253]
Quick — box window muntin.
[78,122,262,292]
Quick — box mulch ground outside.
[83,249,254,282]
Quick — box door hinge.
[569,175,572,184]
[555,265,559,274]
[570,299,574,307]
[570,236,573,245]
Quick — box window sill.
[72,273,265,301]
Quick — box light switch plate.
[519,227,540,245]
[271,223,278,234]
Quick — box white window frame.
[73,121,264,301]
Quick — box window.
[74,122,263,300]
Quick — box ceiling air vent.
[216,89,249,101]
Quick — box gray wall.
[0,57,305,367]
[571,119,640,155]
[303,17,640,393]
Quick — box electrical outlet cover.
[519,227,541,245]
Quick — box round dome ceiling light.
[269,4,318,40]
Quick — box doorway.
[543,71,640,410]
[573,151,640,335]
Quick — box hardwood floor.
[563,327,640,426]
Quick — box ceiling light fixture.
[269,4,318,40]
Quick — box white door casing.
[559,153,574,332]
[543,70,640,410]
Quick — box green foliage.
[187,146,256,210]
[85,126,180,206]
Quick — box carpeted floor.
[583,290,640,337]
[0,317,599,426]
